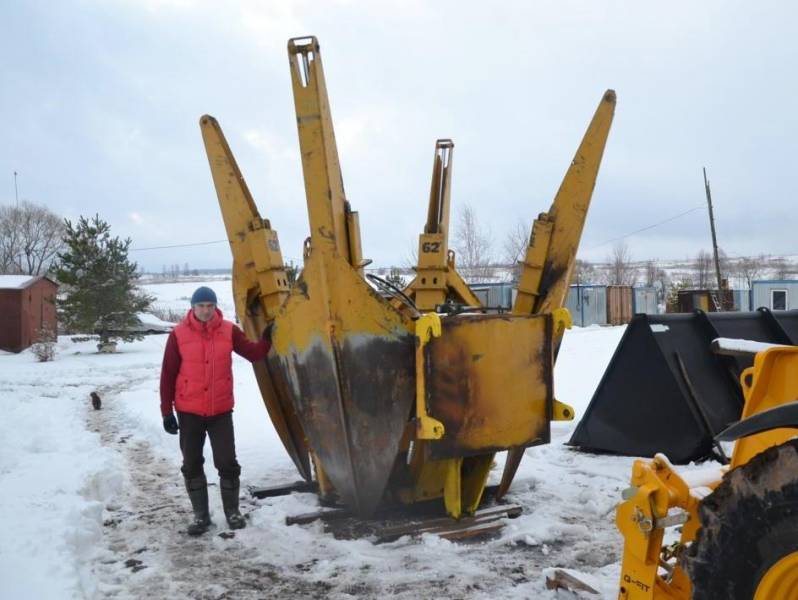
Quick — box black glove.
[163,413,179,435]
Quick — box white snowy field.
[0,280,673,599]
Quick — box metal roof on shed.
[0,275,57,290]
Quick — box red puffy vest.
[174,309,234,416]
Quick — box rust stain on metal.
[426,314,553,460]
[270,333,415,516]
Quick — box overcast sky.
[2,1,796,272]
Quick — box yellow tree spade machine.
[199,36,615,530]
[616,340,798,599]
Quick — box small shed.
[632,287,659,315]
[751,280,798,311]
[566,285,608,327]
[566,285,660,327]
[732,289,752,312]
[671,289,734,313]
[606,285,633,325]
[0,275,58,353]
[470,282,515,310]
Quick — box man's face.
[193,302,216,323]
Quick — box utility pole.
[13,170,19,206]
[703,167,724,304]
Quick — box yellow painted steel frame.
[616,345,798,599]
[396,139,493,519]
[414,313,445,441]
[616,455,699,600]
[498,90,616,498]
[203,35,617,522]
[401,92,616,518]
[398,139,482,313]
[270,36,423,516]
[730,346,798,468]
[199,114,311,482]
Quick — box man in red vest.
[160,286,270,535]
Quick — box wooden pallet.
[376,504,523,542]
[285,502,522,542]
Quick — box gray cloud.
[2,0,796,271]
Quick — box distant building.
[466,281,660,326]
[0,275,58,353]
[469,282,515,310]
[731,288,751,312]
[671,289,734,313]
[751,280,798,311]
[567,285,659,326]
[566,284,607,327]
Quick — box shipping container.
[632,287,659,315]
[606,285,633,325]
[566,285,607,327]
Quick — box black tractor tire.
[684,438,798,600]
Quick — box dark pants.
[177,411,241,480]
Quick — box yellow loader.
[616,340,798,599]
[199,35,615,524]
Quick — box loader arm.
[716,400,798,441]
[498,90,616,497]
[199,114,311,481]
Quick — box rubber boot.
[184,476,212,536]
[220,478,246,530]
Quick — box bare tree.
[644,260,657,287]
[570,259,595,285]
[0,205,22,273]
[735,254,766,288]
[717,247,731,284]
[403,241,419,271]
[503,219,529,282]
[655,267,670,303]
[453,204,493,280]
[770,256,792,280]
[694,250,713,288]
[385,267,406,288]
[604,242,636,286]
[0,201,65,275]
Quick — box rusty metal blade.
[270,331,414,516]
[231,263,311,482]
[496,447,525,500]
[252,361,312,481]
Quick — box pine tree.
[54,215,154,344]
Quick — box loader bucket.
[568,308,798,463]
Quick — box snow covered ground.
[1,280,665,599]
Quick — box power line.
[130,239,228,252]
[585,205,706,251]
[581,251,798,266]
